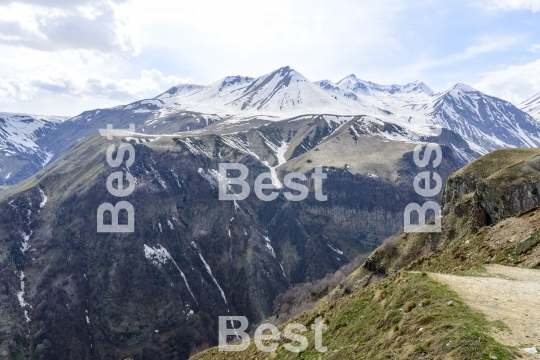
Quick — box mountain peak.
[331,75,433,96]
[258,66,307,85]
[220,66,363,113]
[217,75,254,91]
[400,80,434,95]
[313,79,340,92]
[276,65,294,74]
[451,83,477,92]
[155,83,204,99]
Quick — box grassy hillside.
[193,270,516,360]
[193,148,540,359]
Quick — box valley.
[0,67,539,359]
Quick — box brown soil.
[430,264,540,357]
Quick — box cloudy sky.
[0,0,539,116]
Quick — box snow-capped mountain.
[419,84,540,153]
[314,76,540,154]
[0,112,67,185]
[2,66,539,359]
[315,75,434,99]
[520,92,540,121]
[156,76,254,103]
[155,66,367,116]
[155,83,204,99]
[3,66,540,187]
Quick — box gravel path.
[430,265,540,356]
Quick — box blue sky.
[0,0,539,115]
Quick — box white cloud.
[118,0,412,83]
[0,1,139,55]
[474,58,540,104]
[405,35,519,75]
[0,77,34,102]
[0,0,537,115]
[0,0,127,7]
[0,69,190,104]
[528,44,540,53]
[484,0,540,12]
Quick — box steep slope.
[0,113,67,185]
[423,84,540,152]
[520,91,540,121]
[315,78,540,155]
[194,148,540,360]
[155,83,205,100]
[353,148,540,281]
[194,271,516,360]
[0,110,467,359]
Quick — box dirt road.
[430,265,540,356]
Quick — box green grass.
[454,148,540,180]
[193,272,517,360]
[455,266,512,280]
[515,231,540,256]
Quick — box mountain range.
[1,66,540,359]
[2,66,540,186]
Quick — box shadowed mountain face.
[0,113,463,359]
[0,113,67,186]
[426,84,540,152]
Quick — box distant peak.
[452,83,477,92]
[336,74,365,87]
[277,66,293,73]
[217,75,254,91]
[221,75,253,83]
[267,66,309,82]
[402,80,434,95]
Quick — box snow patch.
[21,230,32,254]
[16,271,31,322]
[198,251,227,304]
[38,188,48,208]
[327,242,344,255]
[144,244,197,304]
